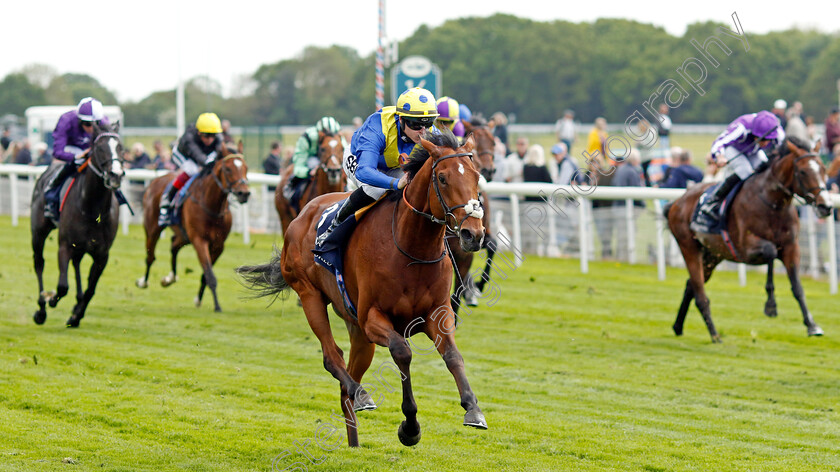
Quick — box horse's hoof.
[711,334,722,344]
[135,277,148,289]
[463,409,488,429]
[672,324,683,336]
[65,317,81,328]
[161,274,177,287]
[764,306,778,318]
[397,421,421,446]
[48,297,59,308]
[464,290,479,307]
[808,325,824,336]
[33,310,47,325]
[353,390,377,412]
[194,296,201,307]
[214,306,222,313]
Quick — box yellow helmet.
[196,113,222,134]
[396,87,439,122]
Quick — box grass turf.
[1,216,838,471]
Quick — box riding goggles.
[403,117,434,131]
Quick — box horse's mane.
[401,128,461,180]
[785,136,812,154]
[469,114,488,127]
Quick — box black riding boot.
[315,188,376,246]
[44,163,75,220]
[697,173,742,224]
[158,184,179,226]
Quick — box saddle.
[160,174,200,227]
[311,196,382,319]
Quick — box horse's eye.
[438,174,446,185]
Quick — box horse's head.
[215,140,251,204]
[462,115,496,182]
[317,132,344,186]
[416,130,485,252]
[781,137,832,218]
[89,121,125,190]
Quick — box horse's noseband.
[213,154,248,194]
[403,152,483,233]
[87,132,124,189]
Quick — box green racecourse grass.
[1,215,839,472]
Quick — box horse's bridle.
[212,154,248,194]
[401,152,484,233]
[84,132,123,189]
[769,152,825,205]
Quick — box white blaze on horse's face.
[108,137,124,175]
[233,159,243,169]
[329,139,338,149]
[458,163,465,175]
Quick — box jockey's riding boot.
[158,184,179,226]
[315,188,375,246]
[44,163,75,220]
[282,176,298,201]
[698,173,742,221]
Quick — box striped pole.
[375,0,385,110]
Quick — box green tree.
[0,73,46,116]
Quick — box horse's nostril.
[460,229,474,241]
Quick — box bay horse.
[238,131,488,447]
[30,121,125,327]
[450,116,497,311]
[665,137,832,342]
[136,141,251,312]
[274,131,345,234]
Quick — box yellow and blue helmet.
[396,87,439,127]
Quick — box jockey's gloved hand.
[397,174,409,189]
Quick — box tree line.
[2,14,839,127]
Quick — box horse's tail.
[235,248,290,300]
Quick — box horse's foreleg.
[475,232,497,294]
[673,280,694,336]
[32,230,49,324]
[67,253,109,328]
[781,247,823,336]
[764,260,777,318]
[161,237,183,287]
[192,241,221,312]
[425,307,487,431]
[71,255,84,315]
[341,320,378,447]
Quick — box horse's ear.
[111,120,121,134]
[786,139,798,153]
[463,134,476,154]
[237,139,244,154]
[814,139,822,154]
[420,136,436,155]
[462,119,474,135]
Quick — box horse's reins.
[188,154,248,219]
[394,152,485,266]
[763,152,824,208]
[82,132,123,188]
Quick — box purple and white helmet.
[752,110,781,140]
[77,97,105,122]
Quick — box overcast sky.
[3,1,835,102]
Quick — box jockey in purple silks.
[44,97,111,220]
[693,110,785,231]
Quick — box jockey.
[694,110,785,228]
[159,113,223,225]
[316,87,439,244]
[282,116,344,204]
[44,97,110,220]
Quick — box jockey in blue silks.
[316,87,439,245]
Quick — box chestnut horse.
[665,137,832,342]
[450,116,497,311]
[136,142,251,312]
[274,131,345,234]
[238,131,488,447]
[30,121,125,327]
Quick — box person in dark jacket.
[158,113,223,225]
[660,149,703,189]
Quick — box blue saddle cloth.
[312,199,360,319]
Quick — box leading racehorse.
[665,137,832,342]
[274,131,345,235]
[238,131,488,447]
[30,121,125,327]
[137,141,250,312]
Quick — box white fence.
[3,163,840,293]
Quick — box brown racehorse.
[238,131,488,447]
[665,137,832,342]
[136,142,251,312]
[274,131,345,235]
[30,122,125,327]
[450,116,497,311]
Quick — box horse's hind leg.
[70,254,84,315]
[137,225,163,288]
[31,228,50,324]
[67,253,109,328]
[780,247,823,336]
[475,232,497,294]
[161,237,184,287]
[51,243,72,308]
[673,280,694,336]
[193,241,222,312]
